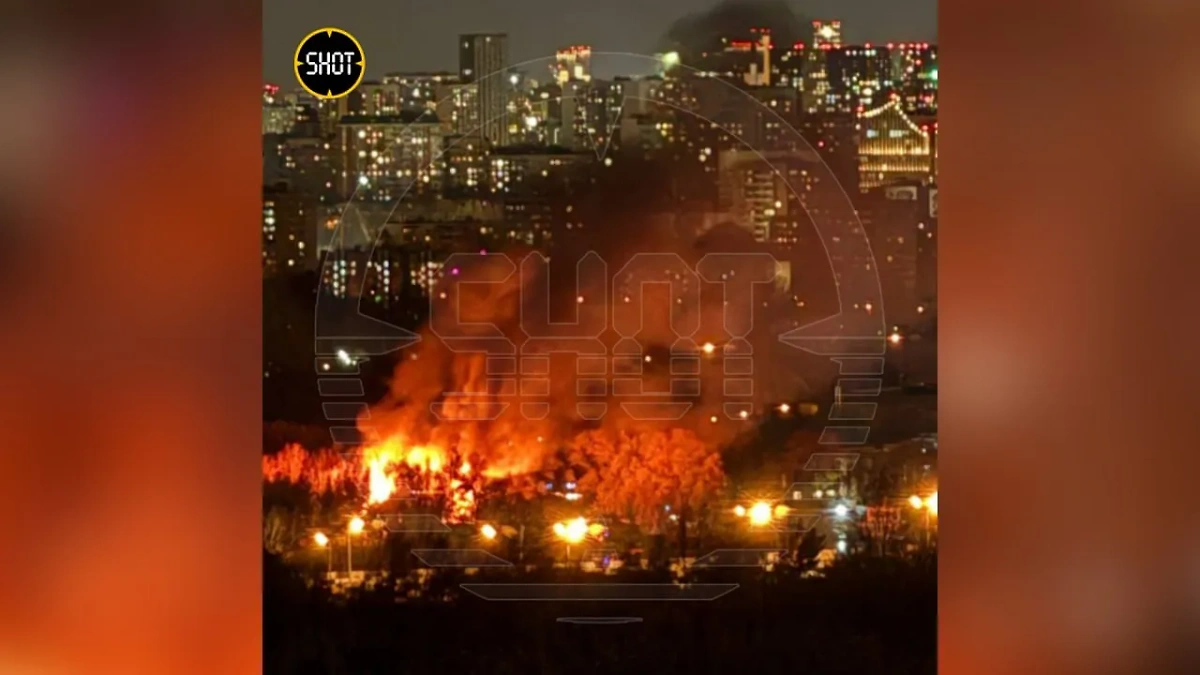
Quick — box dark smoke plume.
[660,0,810,64]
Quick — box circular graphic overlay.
[294,28,366,100]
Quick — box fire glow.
[265,235,790,529]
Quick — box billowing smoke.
[661,0,809,63]
[267,159,826,529]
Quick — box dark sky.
[264,0,936,85]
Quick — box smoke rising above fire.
[266,160,825,524]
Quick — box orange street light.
[748,501,772,526]
[346,516,366,574]
[312,532,332,573]
[553,517,589,563]
[908,492,937,545]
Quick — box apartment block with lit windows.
[336,111,444,202]
[262,186,318,277]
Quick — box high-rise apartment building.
[826,45,893,113]
[263,186,318,276]
[553,45,592,84]
[458,33,510,147]
[336,111,444,201]
[802,20,842,113]
[889,43,937,115]
[382,71,460,113]
[857,99,934,191]
[262,84,296,135]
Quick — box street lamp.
[747,501,772,527]
[313,532,332,574]
[479,523,498,541]
[347,516,365,574]
[908,492,937,545]
[701,342,716,356]
[553,517,588,563]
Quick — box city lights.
[262,19,939,652]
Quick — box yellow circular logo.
[294,27,366,100]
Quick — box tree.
[570,426,724,559]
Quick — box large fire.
[263,438,483,522]
[265,205,794,528]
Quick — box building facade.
[459,33,510,147]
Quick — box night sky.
[264,0,937,85]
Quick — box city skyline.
[263,0,937,85]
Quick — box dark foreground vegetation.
[265,550,936,675]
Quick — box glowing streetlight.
[701,342,716,355]
[480,523,498,541]
[908,492,937,545]
[833,503,850,519]
[777,403,791,414]
[312,532,332,573]
[738,410,749,420]
[888,332,903,345]
[733,504,747,518]
[346,516,365,575]
[562,517,588,543]
[748,501,772,526]
[773,504,789,519]
[553,517,589,563]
